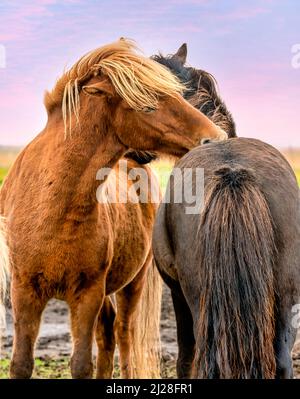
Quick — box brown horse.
[0,39,226,379]
[153,138,300,378]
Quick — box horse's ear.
[82,80,114,96]
[173,43,187,65]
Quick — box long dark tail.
[193,165,276,379]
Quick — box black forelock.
[151,54,196,100]
[151,54,191,83]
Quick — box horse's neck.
[44,115,126,215]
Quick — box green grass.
[151,160,173,193]
[295,169,300,186]
[0,356,174,379]
[0,357,71,379]
[0,167,9,186]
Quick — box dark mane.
[152,53,236,137]
[126,50,236,164]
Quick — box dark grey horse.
[153,137,300,378]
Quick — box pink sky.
[0,0,299,148]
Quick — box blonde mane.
[44,39,185,135]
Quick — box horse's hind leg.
[10,278,46,379]
[274,300,297,379]
[171,289,195,378]
[95,296,116,378]
[69,278,104,379]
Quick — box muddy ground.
[2,285,300,378]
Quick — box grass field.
[0,167,9,186]
[0,355,176,378]
[283,148,300,186]
[0,147,20,185]
[0,357,71,379]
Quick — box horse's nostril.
[201,138,211,145]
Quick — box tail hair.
[131,259,162,378]
[193,165,276,378]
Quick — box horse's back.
[177,138,299,243]
[177,137,296,188]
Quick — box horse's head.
[82,76,226,158]
[152,44,236,138]
[44,39,227,158]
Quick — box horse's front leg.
[69,277,105,379]
[10,276,47,379]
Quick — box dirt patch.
[2,284,300,378]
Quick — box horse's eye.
[142,107,156,113]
